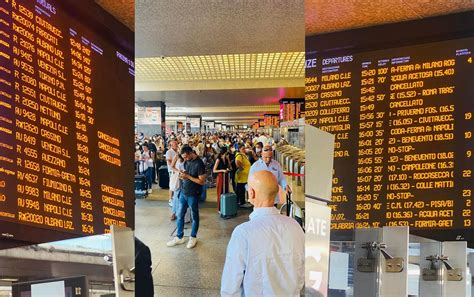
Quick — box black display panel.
[279,98,305,122]
[0,0,134,247]
[305,12,474,243]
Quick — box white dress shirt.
[221,207,304,297]
[248,159,287,204]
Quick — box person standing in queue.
[235,144,251,208]
[167,145,206,249]
[254,141,264,160]
[141,145,154,194]
[228,144,237,192]
[221,171,304,296]
[249,145,290,207]
[165,140,178,203]
[213,146,232,213]
[146,138,158,184]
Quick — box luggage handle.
[223,171,230,194]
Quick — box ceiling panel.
[306,0,474,35]
[135,0,305,57]
[136,52,305,81]
[95,0,135,31]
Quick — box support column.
[160,101,166,139]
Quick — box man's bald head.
[261,145,273,165]
[248,170,279,207]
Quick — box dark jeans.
[176,191,199,238]
[144,167,153,190]
[151,163,156,182]
[236,183,247,205]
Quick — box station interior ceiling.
[133,0,305,126]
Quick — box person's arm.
[277,163,291,193]
[166,151,173,167]
[221,227,247,297]
[170,154,180,173]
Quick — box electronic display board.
[0,0,134,247]
[305,12,474,242]
[264,114,280,127]
[280,98,304,122]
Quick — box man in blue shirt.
[221,170,304,296]
[248,145,290,205]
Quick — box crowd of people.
[135,129,304,295]
[134,130,280,202]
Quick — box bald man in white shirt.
[221,170,304,297]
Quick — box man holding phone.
[167,145,206,249]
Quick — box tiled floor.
[134,176,304,296]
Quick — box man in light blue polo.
[248,145,290,206]
[221,171,304,296]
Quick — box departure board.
[264,114,280,127]
[0,0,134,246]
[280,98,304,122]
[306,34,474,241]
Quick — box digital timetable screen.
[305,13,474,242]
[279,98,304,122]
[0,0,135,246]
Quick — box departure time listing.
[0,0,133,241]
[305,38,473,233]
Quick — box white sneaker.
[147,189,153,194]
[241,202,252,208]
[166,237,185,247]
[186,237,197,249]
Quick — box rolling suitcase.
[135,161,148,198]
[158,165,169,189]
[220,172,237,219]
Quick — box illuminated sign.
[0,0,134,245]
[305,12,474,242]
[280,98,304,122]
[264,114,280,127]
